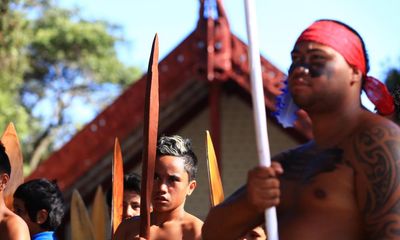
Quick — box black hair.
[124,172,141,193]
[14,178,65,231]
[0,142,11,176]
[106,172,141,208]
[157,135,198,181]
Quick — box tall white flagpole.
[244,0,279,239]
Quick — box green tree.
[0,0,32,138]
[385,68,400,92]
[384,67,400,125]
[0,0,141,172]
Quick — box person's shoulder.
[182,212,203,230]
[6,212,29,231]
[182,213,203,239]
[356,112,400,137]
[0,211,30,240]
[350,112,400,165]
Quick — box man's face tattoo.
[288,62,324,78]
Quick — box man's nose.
[155,180,168,192]
[290,64,310,76]
[160,182,168,192]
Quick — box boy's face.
[14,198,49,235]
[122,190,140,219]
[13,197,38,235]
[152,155,196,212]
[239,226,266,240]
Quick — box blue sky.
[58,0,400,80]
[57,0,400,114]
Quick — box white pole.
[244,0,279,239]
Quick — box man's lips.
[289,76,310,90]
[290,75,308,85]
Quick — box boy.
[0,142,30,239]
[13,178,65,240]
[114,135,203,239]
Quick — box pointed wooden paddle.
[91,186,108,240]
[206,130,224,207]
[1,122,24,209]
[139,33,159,240]
[70,190,95,240]
[111,138,124,238]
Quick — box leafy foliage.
[384,67,400,125]
[0,0,141,172]
[385,68,400,92]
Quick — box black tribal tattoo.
[354,125,400,238]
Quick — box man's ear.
[36,209,49,225]
[0,173,9,191]
[350,67,363,86]
[187,180,197,196]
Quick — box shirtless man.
[0,142,30,240]
[202,19,400,239]
[114,135,203,240]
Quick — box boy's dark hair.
[157,135,198,181]
[124,172,141,194]
[106,172,141,208]
[0,142,11,176]
[14,178,65,231]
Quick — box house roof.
[27,0,307,201]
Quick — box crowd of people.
[1,19,399,239]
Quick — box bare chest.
[127,223,197,240]
[278,163,364,240]
[278,144,359,214]
[280,164,357,212]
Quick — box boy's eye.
[169,176,179,182]
[132,204,140,210]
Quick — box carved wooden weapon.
[139,34,159,239]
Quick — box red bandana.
[296,20,395,116]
